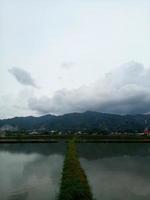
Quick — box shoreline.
[1,135,150,143]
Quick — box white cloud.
[0,0,150,118]
[28,62,150,115]
[61,62,76,69]
[0,88,37,118]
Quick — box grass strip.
[58,139,94,200]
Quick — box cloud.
[28,61,150,115]
[61,62,76,69]
[0,90,35,119]
[9,67,37,87]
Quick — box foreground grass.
[58,139,94,200]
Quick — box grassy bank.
[1,135,150,143]
[58,139,93,200]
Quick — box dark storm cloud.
[28,62,150,115]
[9,67,37,87]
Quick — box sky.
[0,0,150,118]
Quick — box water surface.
[78,143,150,200]
[0,143,66,200]
[0,143,150,200]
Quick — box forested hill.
[0,111,150,133]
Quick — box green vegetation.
[1,134,150,144]
[58,139,94,200]
[1,111,150,133]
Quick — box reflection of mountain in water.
[77,143,150,159]
[78,143,150,159]
[0,143,150,159]
[0,142,66,156]
[1,143,150,200]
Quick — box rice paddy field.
[0,141,150,200]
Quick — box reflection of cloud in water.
[20,154,64,200]
[80,156,150,200]
[8,191,28,200]
[0,152,64,200]
[1,143,150,200]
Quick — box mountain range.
[0,111,150,133]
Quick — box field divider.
[58,139,94,200]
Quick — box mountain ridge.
[0,111,149,133]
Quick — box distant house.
[28,131,40,135]
[144,128,150,136]
[50,130,57,134]
[137,132,144,136]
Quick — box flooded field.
[0,143,150,200]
